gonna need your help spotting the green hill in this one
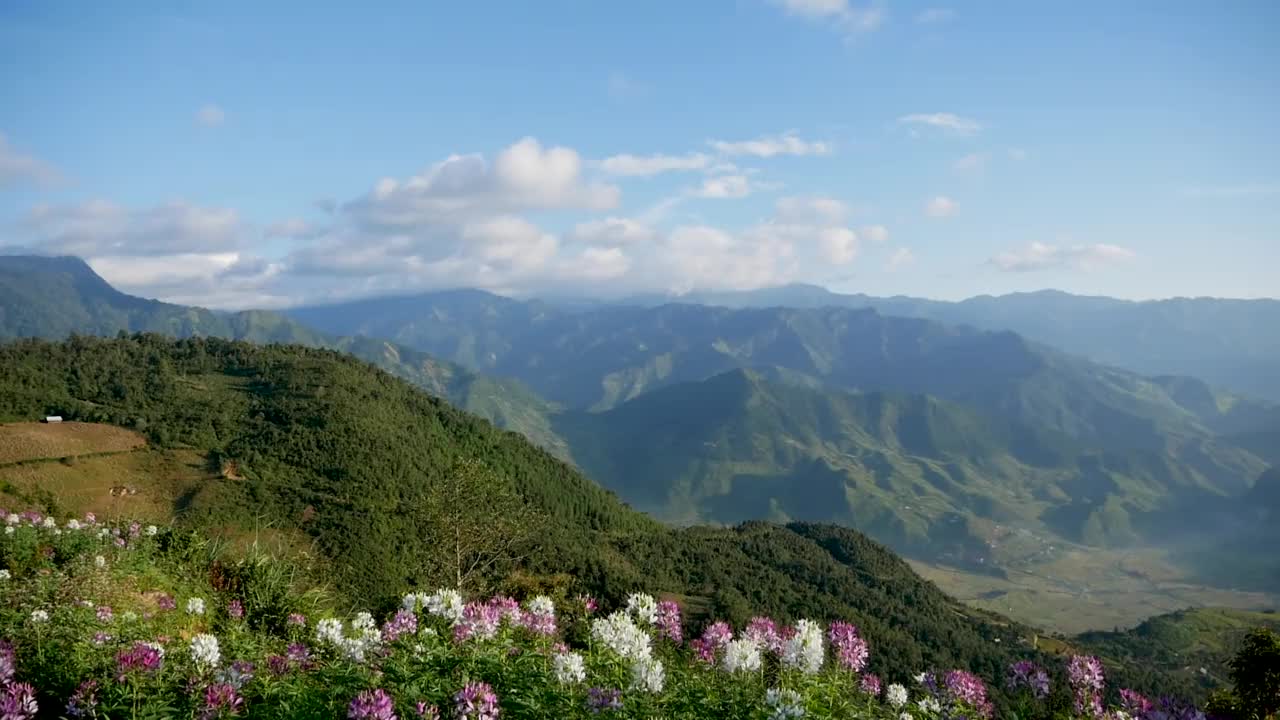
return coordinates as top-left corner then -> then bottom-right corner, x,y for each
0,333 -> 1062,690
0,255 -> 569,459
553,369 -> 1261,559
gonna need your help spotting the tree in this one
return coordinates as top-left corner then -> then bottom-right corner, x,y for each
1228,627 -> 1280,720
415,456 -> 546,593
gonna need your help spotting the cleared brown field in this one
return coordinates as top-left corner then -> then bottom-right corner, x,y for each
0,448 -> 213,523
0,422 -> 146,465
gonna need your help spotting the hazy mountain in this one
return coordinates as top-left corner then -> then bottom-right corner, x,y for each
553,368 -> 1267,562
609,283 -> 1280,403
288,289 -> 1273,471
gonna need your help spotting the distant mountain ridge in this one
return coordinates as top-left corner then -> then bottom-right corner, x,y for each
608,283 -> 1280,403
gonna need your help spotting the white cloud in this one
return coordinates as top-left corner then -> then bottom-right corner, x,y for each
196,104 -> 226,128
708,133 -> 832,158
570,217 -> 658,246
0,133 -> 63,190
774,0 -> 885,34
953,152 -> 987,174
886,247 -> 915,270
898,113 -> 981,136
861,224 -> 889,243
915,8 -> 955,23
600,152 -> 710,176
692,174 -> 754,199
925,195 -> 958,217
817,227 -> 858,264
990,241 -> 1136,272
22,200 -> 244,256
345,137 -> 619,228
265,218 -> 315,239
776,195 -> 849,224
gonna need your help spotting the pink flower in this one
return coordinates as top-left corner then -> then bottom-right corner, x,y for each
454,681 -> 499,719
349,688 -> 397,720
743,617 -> 783,654
655,600 -> 682,644
828,621 -> 869,672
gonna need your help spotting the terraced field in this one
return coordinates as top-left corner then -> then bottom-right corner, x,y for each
0,421 -> 145,465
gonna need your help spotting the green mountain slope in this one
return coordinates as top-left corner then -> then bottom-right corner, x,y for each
553,369 -> 1265,558
616,283 -> 1280,403
0,333 -> 1093,693
0,255 -> 569,458
289,292 -> 1270,507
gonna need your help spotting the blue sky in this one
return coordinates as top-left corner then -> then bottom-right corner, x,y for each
1,0 -> 1277,308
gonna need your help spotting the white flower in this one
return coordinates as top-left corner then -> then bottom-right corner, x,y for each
4,514 -> 18,525
3,527 -> 12,535
630,656 -> 665,694
918,698 -> 942,714
352,611 -> 376,632
887,683 -> 909,708
186,597 -> 206,615
53,528 -> 62,536
900,714 -> 915,720
722,638 -> 763,673
402,591 -> 430,611
41,516 -> 56,528
30,609 -> 49,623
79,599 -> 95,608
97,528 -> 110,539
338,636 -> 368,663
625,593 -> 658,625
526,595 -> 555,618
766,688 -> 805,719
424,589 -> 465,623
190,633 -> 220,668
591,611 -> 652,661
66,519 -> 82,530
552,651 -> 586,685
145,525 -> 158,536
914,672 -> 928,685
315,618 -> 346,646
0,569 -> 9,580
94,555 -> 106,568
781,619 -> 824,675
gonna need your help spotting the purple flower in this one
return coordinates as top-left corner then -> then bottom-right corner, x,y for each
454,681 -> 499,719
287,612 -> 307,627
114,537 -> 126,548
828,621 -> 870,672
1142,697 -> 1206,720
1008,660 -> 1052,700
156,593 -> 177,611
944,670 -> 993,717
382,609 -> 418,643
66,679 -> 100,718
200,683 -> 244,719
1067,655 -> 1106,718
655,600 -> 683,644
577,595 -> 598,614
743,617 -> 783,654
116,641 -> 164,680
92,631 -> 113,645
97,605 -> 114,623
227,600 -> 244,619
415,702 -> 440,719
349,688 -> 397,720
1120,689 -> 1153,715
286,642 -> 311,663
129,521 -> 141,537
0,682 -> 38,720
586,687 -> 623,714
0,640 -> 15,684
861,673 -> 883,697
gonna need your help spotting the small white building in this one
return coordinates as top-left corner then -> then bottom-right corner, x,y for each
43,416 -> 63,423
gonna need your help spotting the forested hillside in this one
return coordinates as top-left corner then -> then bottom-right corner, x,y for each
0,334 -> 1069,693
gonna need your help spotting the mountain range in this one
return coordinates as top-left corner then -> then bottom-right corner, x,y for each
3,255 -> 1277,599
